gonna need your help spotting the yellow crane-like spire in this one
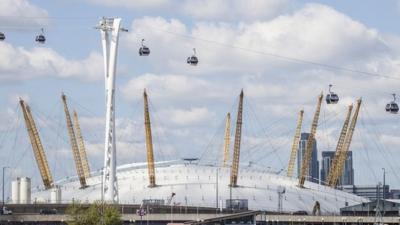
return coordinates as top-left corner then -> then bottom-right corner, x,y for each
144,89 -> 156,187
298,93 -> 323,188
19,99 -> 53,189
61,93 -> 87,188
73,110 -> 91,179
326,104 -> 353,186
328,99 -> 362,187
222,113 -> 231,167
230,90 -> 244,187
287,109 -> 304,177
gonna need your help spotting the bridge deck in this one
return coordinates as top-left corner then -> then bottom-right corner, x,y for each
1,213 -> 400,224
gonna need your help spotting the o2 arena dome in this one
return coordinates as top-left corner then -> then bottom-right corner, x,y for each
13,18 -> 367,215
30,162 -> 366,213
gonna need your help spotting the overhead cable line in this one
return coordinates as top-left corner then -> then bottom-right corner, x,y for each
1,17 -> 399,81
153,28 -> 400,81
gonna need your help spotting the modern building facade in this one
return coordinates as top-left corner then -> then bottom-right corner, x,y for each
341,199 -> 400,216
297,133 -> 319,183
390,189 -> 400,199
320,151 -> 354,186
342,184 -> 390,200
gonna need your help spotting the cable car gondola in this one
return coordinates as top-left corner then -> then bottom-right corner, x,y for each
139,39 -> 150,56
326,84 -> 339,104
35,28 -> 46,44
0,32 -> 5,41
386,93 -> 399,114
187,48 -> 198,66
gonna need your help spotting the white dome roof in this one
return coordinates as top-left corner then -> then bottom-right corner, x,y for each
32,163 -> 367,213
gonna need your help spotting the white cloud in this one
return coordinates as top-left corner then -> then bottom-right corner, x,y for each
86,0 -> 288,22
0,42 -> 103,82
0,0 -> 49,27
86,0 -> 169,9
120,73 -> 228,102
181,0 -> 289,21
78,116 -> 104,131
85,142 -> 104,157
379,134 -> 400,147
121,73 -> 203,99
7,93 -> 30,105
160,107 -> 214,126
122,4 -> 396,78
0,107 -> 19,132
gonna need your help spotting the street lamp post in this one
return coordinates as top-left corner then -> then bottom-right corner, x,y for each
2,166 -> 9,208
382,168 -> 386,216
216,168 -> 219,210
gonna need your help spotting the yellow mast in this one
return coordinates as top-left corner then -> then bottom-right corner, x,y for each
298,93 -> 323,188
328,99 -> 362,187
287,109 -> 304,177
144,89 -> 156,187
222,113 -> 231,167
73,110 -> 91,179
61,93 -> 87,188
230,90 -> 244,187
326,104 -> 353,186
19,99 -> 53,189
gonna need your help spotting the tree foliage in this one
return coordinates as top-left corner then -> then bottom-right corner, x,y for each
66,202 -> 122,225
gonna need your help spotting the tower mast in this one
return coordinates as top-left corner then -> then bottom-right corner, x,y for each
298,93 -> 323,188
143,89 -> 156,187
287,109 -> 304,177
73,110 -> 91,179
96,17 -> 126,202
61,93 -> 87,188
230,90 -> 244,187
326,104 -> 353,186
329,99 -> 361,187
222,113 -> 231,167
19,99 -> 53,189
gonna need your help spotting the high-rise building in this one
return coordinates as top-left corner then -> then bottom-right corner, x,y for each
320,151 -> 354,186
297,133 -> 319,183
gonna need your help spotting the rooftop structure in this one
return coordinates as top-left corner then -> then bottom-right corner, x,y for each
30,163 -> 367,214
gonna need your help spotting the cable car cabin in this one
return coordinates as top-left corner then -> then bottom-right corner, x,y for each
187,55 -> 198,66
139,46 -> 150,56
0,32 -> 5,41
326,93 -> 339,104
386,102 -> 399,114
35,35 -> 46,43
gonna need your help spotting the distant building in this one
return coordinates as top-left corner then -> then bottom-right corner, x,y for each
320,151 -> 354,186
390,189 -> 400,199
341,199 -> 400,216
342,185 -> 390,200
297,133 -> 319,183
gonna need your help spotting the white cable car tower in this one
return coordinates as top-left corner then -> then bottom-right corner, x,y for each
96,17 -> 127,203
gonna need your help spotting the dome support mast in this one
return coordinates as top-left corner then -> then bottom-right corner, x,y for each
287,109 -> 304,177
73,110 -> 91,179
326,104 -> 353,186
328,99 -> 361,187
298,93 -> 323,188
222,113 -> 231,167
144,89 -> 156,187
61,93 -> 87,188
19,99 -> 53,189
230,90 -> 244,187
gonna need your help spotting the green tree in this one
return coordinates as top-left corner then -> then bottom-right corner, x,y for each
66,202 -> 122,225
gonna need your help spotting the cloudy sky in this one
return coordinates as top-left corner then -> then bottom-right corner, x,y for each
1,0 -> 400,192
